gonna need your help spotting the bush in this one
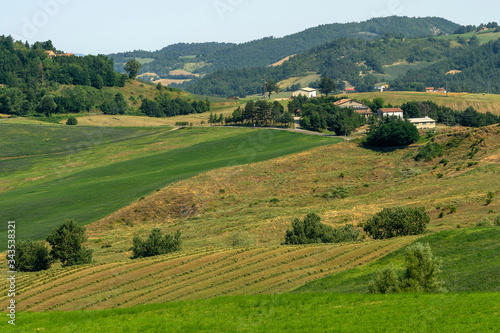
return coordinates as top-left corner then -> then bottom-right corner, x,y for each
13,240 -> 52,272
414,142 -> 444,162
494,214 -> 500,226
366,120 -> 420,147
369,243 -> 445,293
364,206 -> 430,239
66,116 -> 78,125
322,186 -> 350,199
131,229 -> 182,259
476,218 -> 494,227
283,213 -> 360,245
46,220 -> 93,267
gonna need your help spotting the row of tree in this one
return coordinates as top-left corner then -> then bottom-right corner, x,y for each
140,94 -> 211,118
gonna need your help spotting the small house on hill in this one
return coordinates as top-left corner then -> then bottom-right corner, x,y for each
377,108 -> 404,119
334,99 -> 373,119
409,116 -> 436,129
426,87 -> 435,93
292,87 -> 317,98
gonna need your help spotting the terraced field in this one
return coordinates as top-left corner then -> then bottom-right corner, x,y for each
1,237 -> 417,312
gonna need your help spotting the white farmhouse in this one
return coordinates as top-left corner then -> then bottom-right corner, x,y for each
292,87 -> 317,98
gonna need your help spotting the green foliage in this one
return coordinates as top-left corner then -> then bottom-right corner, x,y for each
322,186 -> 350,199
13,240 -> 52,272
366,120 -> 420,147
476,218 -> 494,227
369,243 -> 444,293
46,220 -> 93,267
494,214 -> 500,226
318,76 -> 336,96
131,229 -> 182,259
368,264 -> 401,294
283,213 -> 359,245
66,116 -> 78,125
124,59 -> 142,79
364,206 -> 430,239
140,94 -> 210,118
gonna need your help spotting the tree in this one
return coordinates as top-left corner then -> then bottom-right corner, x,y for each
369,243 -> 445,293
124,59 -> 142,79
66,116 -> 78,125
131,229 -> 182,259
14,240 -> 52,272
265,80 -> 279,98
365,119 -> 420,147
46,220 -> 93,267
36,95 -> 57,116
364,206 -> 430,239
283,213 -> 359,245
318,76 -> 336,96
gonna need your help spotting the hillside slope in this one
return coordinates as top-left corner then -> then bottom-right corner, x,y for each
109,16 -> 459,78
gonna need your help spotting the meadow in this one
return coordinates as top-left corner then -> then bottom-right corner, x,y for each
295,227 -> 500,294
0,123 -> 339,248
1,293 -> 497,332
346,91 -> 500,114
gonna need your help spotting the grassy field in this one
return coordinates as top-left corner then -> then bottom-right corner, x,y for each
1,293 -> 497,332
76,124 -> 500,263
295,227 -> 500,294
0,237 -> 416,312
345,91 -> 500,114
0,124 -> 339,249
375,61 -> 435,81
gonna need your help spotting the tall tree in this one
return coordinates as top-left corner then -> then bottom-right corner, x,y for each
46,220 -> 93,267
318,76 -> 336,96
124,59 -> 142,79
265,80 -> 279,98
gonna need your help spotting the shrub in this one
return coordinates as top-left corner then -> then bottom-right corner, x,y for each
369,243 -> 445,294
366,120 -> 420,147
175,121 -> 189,126
13,240 -> 52,272
414,143 -> 444,162
322,186 -> 350,199
494,214 -> 500,226
364,207 -> 430,239
46,220 -> 93,267
66,116 -> 78,125
131,229 -> 182,259
283,213 -> 359,245
476,218 -> 494,227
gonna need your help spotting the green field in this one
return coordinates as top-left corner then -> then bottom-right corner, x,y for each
295,228 -> 500,294
375,61 -> 435,81
1,293 -> 497,332
0,124 -> 339,248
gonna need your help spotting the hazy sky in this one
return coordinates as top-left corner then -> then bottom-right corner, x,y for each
2,0 -> 499,54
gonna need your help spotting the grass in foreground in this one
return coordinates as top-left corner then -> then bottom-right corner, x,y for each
294,227 -> 500,294
1,293 -> 498,332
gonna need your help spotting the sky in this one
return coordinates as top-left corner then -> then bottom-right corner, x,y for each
2,0 -> 499,55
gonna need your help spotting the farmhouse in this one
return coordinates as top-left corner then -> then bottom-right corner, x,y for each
334,99 -> 373,118
292,87 -> 317,98
377,108 -> 404,119
375,84 -> 388,92
409,116 -> 436,129
426,87 -> 435,93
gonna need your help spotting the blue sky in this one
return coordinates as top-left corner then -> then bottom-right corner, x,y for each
2,0 -> 499,54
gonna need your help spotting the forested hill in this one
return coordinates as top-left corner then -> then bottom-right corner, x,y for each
185,32 -> 500,97
108,16 -> 459,76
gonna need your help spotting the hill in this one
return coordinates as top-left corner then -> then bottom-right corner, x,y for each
185,31 -> 500,97
0,125 -> 337,249
108,16 -> 459,79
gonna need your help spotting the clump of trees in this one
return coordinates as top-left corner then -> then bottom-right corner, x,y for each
365,118 -> 420,147
369,243 -> 445,293
140,94 -> 210,118
283,213 -> 360,245
11,220 -> 93,272
131,229 -> 182,259
364,207 -> 430,239
46,220 -> 93,267
13,240 -> 52,272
